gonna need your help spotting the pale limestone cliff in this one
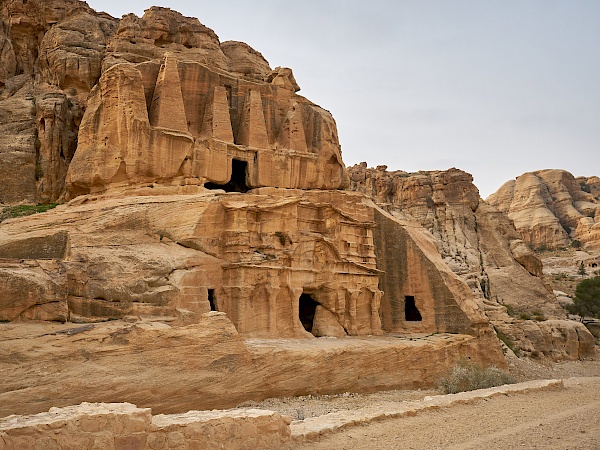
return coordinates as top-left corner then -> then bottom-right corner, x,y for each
487,169 -> 600,251
349,163 -> 595,360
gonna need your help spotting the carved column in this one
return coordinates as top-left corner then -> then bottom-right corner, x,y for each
291,287 -> 304,333
346,289 -> 360,336
267,286 -> 280,334
224,285 -> 254,334
370,289 -> 383,335
336,288 -> 348,330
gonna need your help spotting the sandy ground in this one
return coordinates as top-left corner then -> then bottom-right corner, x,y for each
245,356 -> 600,449
284,377 -> 600,449
2,320 -> 599,448
242,356 -> 600,418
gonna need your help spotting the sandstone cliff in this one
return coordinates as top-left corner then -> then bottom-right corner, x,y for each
487,170 -> 600,251
1,1 -> 345,204
349,163 -> 595,360
0,0 -> 117,204
0,0 -> 511,405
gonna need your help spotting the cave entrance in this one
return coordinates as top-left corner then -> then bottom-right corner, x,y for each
299,292 -> 319,334
208,289 -> 217,311
404,295 -> 422,321
205,159 -> 250,193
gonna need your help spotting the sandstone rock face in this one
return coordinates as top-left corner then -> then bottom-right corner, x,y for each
0,0 -> 117,204
349,163 -> 595,360
103,7 -> 229,71
221,40 -> 272,81
0,76 -> 37,203
0,189 -> 499,353
487,170 -> 600,251
0,319 -> 501,418
37,10 -> 116,99
0,401 -> 293,449
65,53 -> 347,195
0,1 -> 349,203
0,2 -> 508,411
0,260 -> 67,321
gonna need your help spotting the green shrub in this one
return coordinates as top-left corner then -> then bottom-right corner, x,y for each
503,303 -> 517,317
494,328 -> 519,356
437,359 -> 516,394
0,203 -> 58,223
571,239 -> 582,249
532,310 -> 546,321
567,276 -> 600,320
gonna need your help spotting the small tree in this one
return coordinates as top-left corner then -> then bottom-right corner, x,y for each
567,276 -> 600,320
578,261 -> 587,277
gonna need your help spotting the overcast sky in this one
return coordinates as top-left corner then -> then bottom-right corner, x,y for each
87,0 -> 600,198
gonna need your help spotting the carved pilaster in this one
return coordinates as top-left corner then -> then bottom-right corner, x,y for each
267,286 -> 280,333
370,289 -> 383,335
346,289 -> 361,336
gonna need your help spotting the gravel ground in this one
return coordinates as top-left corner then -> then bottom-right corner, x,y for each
240,353 -> 600,421
286,376 -> 600,450
239,388 -> 438,421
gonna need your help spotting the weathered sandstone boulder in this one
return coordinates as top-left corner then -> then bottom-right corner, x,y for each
103,7 -> 229,71
487,169 -> 600,250
221,40 -> 272,81
0,318 -> 499,417
0,401 -> 293,449
349,163 -> 596,360
37,10 -> 117,100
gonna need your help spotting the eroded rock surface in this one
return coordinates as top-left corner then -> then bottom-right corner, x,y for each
0,0 -> 524,414
0,319 -> 500,417
0,188 -> 501,359
0,0 -> 117,204
1,1 -> 345,204
487,170 -> 600,251
65,53 -> 346,196
349,163 -> 595,360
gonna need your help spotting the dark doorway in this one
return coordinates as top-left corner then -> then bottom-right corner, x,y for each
404,295 -> 422,321
208,289 -> 217,311
205,159 -> 250,193
299,293 -> 319,333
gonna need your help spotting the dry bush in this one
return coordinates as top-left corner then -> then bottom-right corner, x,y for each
437,359 -> 515,394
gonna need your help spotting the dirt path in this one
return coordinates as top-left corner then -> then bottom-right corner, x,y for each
285,377 -> 600,449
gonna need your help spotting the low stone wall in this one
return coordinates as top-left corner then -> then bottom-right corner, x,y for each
0,403 -> 292,450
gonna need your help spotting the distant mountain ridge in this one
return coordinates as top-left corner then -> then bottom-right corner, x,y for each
487,170 -> 600,251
